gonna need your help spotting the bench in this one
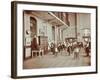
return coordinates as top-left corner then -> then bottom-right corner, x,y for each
32,50 -> 44,57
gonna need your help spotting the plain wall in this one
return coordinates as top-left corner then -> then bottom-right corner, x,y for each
62,13 -> 76,40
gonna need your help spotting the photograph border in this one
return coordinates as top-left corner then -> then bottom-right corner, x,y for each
11,1 -> 98,78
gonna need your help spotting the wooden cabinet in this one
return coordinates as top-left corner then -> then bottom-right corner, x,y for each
38,36 -> 48,54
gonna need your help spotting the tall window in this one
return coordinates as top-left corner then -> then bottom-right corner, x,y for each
52,26 -> 55,42
30,17 -> 37,38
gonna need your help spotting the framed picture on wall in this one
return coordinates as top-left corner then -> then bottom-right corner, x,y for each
11,1 -> 98,78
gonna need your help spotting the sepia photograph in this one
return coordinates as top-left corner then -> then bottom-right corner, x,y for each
11,1 -> 97,78
23,11 -> 91,69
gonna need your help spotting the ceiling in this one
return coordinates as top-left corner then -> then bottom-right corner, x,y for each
31,11 -> 68,27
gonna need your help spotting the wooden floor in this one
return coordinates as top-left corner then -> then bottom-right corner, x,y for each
23,48 -> 90,69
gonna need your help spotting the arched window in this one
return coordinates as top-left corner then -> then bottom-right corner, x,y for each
30,17 -> 37,38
